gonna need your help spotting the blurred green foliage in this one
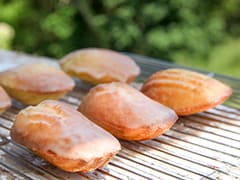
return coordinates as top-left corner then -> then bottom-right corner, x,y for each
0,0 -> 239,77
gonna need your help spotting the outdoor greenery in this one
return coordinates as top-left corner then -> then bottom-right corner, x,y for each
0,0 -> 239,77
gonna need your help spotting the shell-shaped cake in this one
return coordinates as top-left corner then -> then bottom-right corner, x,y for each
0,86 -> 11,115
60,48 -> 141,85
10,100 -> 121,172
141,68 -> 232,116
0,63 -> 75,105
78,82 -> 178,141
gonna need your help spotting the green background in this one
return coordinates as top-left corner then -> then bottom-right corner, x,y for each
0,0 -> 239,77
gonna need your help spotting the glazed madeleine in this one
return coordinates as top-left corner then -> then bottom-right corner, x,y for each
78,82 -> 178,141
0,86 -> 11,115
10,100 -> 121,172
141,68 -> 232,116
0,63 -> 75,105
60,48 -> 141,85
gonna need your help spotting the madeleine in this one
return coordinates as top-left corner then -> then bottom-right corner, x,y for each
60,48 -> 141,85
0,63 -> 75,105
78,82 -> 178,141
0,86 -> 11,114
141,68 -> 232,116
10,100 -> 121,172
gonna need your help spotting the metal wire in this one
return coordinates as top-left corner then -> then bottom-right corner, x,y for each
1,53 -> 240,180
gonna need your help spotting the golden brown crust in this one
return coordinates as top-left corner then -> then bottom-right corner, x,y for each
10,100 -> 121,172
0,86 -> 11,114
141,68 -> 233,116
60,48 -> 141,84
78,82 -> 178,141
0,63 -> 75,105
